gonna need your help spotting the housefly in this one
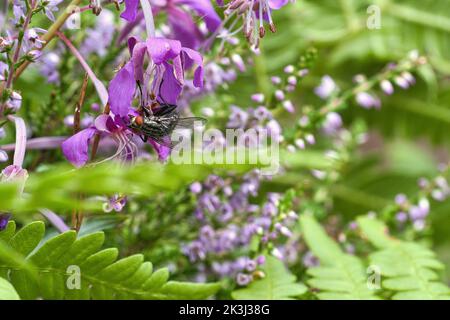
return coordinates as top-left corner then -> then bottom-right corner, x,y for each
128,104 -> 206,148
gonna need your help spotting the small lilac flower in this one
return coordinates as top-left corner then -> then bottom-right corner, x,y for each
284,65 -> 294,73
39,52 -> 61,84
380,80 -> 394,95
355,92 -> 381,109
251,93 -> 265,103
302,251 -> 319,268
4,91 -> 22,112
12,2 -> 25,24
431,189 -> 445,201
190,181 -> 203,194
394,75 -> 410,89
282,100 -> 294,113
287,76 -> 297,86
236,273 -> 251,286
315,75 -> 337,99
23,28 -> 47,51
227,105 -> 249,128
0,61 -> 9,81
322,112 -> 342,135
418,177 -> 429,189
395,211 -> 408,223
401,72 -> 415,85
271,247 -> 284,260
231,54 -> 246,72
103,194 -> 128,212
298,69 -> 309,77
1,165 -> 29,194
256,255 -> 266,265
43,0 -> 63,21
0,150 -> 8,162
274,89 -> 285,101
271,76 -> 281,84
395,193 -> 407,205
413,219 -> 426,231
409,198 -> 429,220
294,138 -> 305,149
305,134 -> 315,145
81,9 -> 115,57
245,259 -> 257,272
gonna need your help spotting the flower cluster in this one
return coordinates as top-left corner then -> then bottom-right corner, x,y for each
183,172 -> 300,285
394,169 -> 449,231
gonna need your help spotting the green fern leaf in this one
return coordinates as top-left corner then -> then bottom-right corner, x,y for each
0,221 -> 221,300
357,216 -> 450,300
231,256 -> 307,300
300,215 -> 379,300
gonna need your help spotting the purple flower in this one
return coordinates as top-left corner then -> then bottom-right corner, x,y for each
315,75 -> 337,99
223,0 -> 292,46
355,92 -> 381,109
112,36 -> 204,112
43,0 -> 63,21
81,9 -> 115,57
62,37 -> 204,166
0,213 -> 11,231
236,273 -> 251,286
322,112 -> 342,135
121,0 -> 221,49
380,80 -> 394,95
103,194 -> 128,212
1,165 -> 29,194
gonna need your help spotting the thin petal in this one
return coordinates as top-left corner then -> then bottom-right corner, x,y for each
131,42 -> 148,83
168,7 -> 202,49
108,61 -> 135,117
148,138 -> 171,162
120,0 -> 139,22
182,47 -> 204,88
61,128 -> 97,168
159,63 -> 183,105
269,0 -> 290,9
176,0 -> 221,32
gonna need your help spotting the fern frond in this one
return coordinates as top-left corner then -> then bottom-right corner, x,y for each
0,221 -> 220,300
231,256 -> 307,300
357,216 -> 450,300
300,215 -> 379,299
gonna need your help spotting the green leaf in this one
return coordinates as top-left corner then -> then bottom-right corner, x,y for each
232,256 -> 307,300
358,216 -> 450,300
0,221 -> 16,242
0,221 -> 220,300
0,277 -> 20,300
300,215 -> 379,300
9,221 -> 45,256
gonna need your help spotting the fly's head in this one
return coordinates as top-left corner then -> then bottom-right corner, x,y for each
128,115 -> 144,131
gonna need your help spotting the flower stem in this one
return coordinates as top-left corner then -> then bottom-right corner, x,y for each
5,0 -> 37,90
56,31 -> 109,106
140,0 -> 155,38
13,0 -> 83,80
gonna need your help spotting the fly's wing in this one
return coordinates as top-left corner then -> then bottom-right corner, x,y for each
175,117 -> 207,130
152,104 -> 178,117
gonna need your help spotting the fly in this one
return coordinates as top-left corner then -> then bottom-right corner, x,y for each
128,104 -> 206,148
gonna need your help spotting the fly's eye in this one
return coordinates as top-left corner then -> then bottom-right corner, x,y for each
134,116 -> 144,126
